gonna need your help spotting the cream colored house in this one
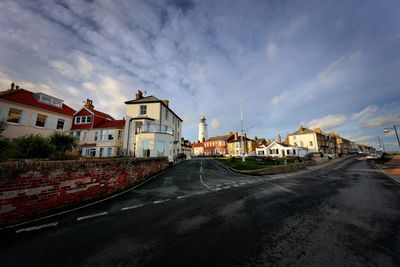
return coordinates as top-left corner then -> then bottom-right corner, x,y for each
0,83 -> 75,138
288,125 -> 326,153
70,99 -> 125,157
123,90 -> 182,163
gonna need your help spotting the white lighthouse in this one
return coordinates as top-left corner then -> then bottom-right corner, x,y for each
198,115 -> 208,142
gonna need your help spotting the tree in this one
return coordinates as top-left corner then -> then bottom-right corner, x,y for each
49,132 -> 78,154
13,134 -> 55,158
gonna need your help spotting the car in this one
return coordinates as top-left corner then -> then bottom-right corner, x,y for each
366,153 -> 381,160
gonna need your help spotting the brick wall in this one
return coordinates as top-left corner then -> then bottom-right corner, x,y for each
0,157 -> 169,226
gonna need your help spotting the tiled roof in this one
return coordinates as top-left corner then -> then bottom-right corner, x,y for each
0,88 -> 75,116
227,136 -> 253,143
289,127 -> 315,135
124,96 -> 161,104
95,119 -> 125,129
206,134 -> 233,142
91,109 -> 114,120
191,142 -> 204,147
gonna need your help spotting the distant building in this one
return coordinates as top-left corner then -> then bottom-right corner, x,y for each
198,115 -> 208,142
70,99 -> 125,157
192,142 -> 205,156
288,125 -> 326,153
204,133 -> 235,156
0,83 -> 75,138
124,90 -> 183,163
256,141 -> 308,158
227,132 -> 257,156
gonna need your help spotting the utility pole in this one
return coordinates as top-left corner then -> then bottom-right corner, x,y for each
240,99 -> 245,162
377,136 -> 385,152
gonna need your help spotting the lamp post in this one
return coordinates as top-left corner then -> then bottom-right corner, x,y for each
384,124 -> 400,150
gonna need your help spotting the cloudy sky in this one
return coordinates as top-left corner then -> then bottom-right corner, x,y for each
1,0 -> 400,151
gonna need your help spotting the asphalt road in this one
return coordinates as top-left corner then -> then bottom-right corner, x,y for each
1,157 -> 400,267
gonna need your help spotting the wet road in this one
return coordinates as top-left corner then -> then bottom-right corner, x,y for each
1,157 -> 400,266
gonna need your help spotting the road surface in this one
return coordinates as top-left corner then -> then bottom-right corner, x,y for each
1,157 -> 400,266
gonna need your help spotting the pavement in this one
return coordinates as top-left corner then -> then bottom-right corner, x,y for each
1,156 -> 400,267
375,155 -> 400,184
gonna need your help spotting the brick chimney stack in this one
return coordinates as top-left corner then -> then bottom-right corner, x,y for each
11,82 -> 15,90
84,99 -> 94,109
15,85 -> 19,90
136,90 -> 144,100
299,124 -> 304,133
278,134 -> 281,143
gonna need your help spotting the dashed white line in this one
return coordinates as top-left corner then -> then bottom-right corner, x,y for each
153,199 -> 170,204
77,211 -> 108,221
121,204 -> 144,211
177,195 -> 191,199
200,166 -> 203,172
200,174 -> 216,191
15,222 -> 58,233
222,186 -> 231,189
266,181 -> 294,193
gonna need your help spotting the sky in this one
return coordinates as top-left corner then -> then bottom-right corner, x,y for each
0,0 -> 400,151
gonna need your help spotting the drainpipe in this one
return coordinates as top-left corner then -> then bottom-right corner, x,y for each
126,118 -> 135,155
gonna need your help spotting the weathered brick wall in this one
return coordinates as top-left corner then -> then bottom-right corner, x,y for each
0,157 -> 169,226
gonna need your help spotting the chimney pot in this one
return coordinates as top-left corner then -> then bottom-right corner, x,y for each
136,90 -> 143,100
11,82 -> 15,90
84,99 -> 94,109
278,134 -> 281,143
15,85 -> 19,90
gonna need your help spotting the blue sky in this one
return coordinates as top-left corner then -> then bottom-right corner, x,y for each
1,0 -> 400,151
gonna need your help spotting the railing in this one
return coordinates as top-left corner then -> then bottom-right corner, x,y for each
136,123 -> 174,135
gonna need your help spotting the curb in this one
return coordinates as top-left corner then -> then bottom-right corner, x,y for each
0,165 -> 175,231
372,161 -> 400,186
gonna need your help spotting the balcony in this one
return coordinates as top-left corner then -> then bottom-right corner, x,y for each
136,123 -> 174,135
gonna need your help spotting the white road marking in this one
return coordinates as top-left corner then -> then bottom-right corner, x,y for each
15,222 -> 58,233
239,182 -> 246,185
200,166 -> 203,172
216,184 -> 222,187
266,182 -> 294,193
153,199 -> 170,204
222,186 -> 231,189
200,174 -> 216,191
121,204 -> 144,211
177,195 -> 191,199
233,184 -> 240,187
77,212 -> 108,221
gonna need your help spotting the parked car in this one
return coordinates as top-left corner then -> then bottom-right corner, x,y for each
366,153 -> 382,160
255,156 -> 277,165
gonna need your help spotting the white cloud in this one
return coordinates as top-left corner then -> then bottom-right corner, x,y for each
360,114 -> 400,128
75,53 -> 93,78
307,114 -> 347,130
316,51 -> 362,86
271,90 -> 289,107
49,60 -> 75,79
351,105 -> 378,120
266,42 -> 278,58
284,16 -> 308,37
82,82 -> 97,92
211,118 -> 221,130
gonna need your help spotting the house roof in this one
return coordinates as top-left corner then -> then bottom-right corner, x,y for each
0,88 -> 75,116
227,136 -> 253,143
74,107 -> 114,120
264,141 -> 294,149
191,142 -> 204,147
289,127 -> 315,136
206,134 -> 234,142
95,119 -> 125,129
125,95 -> 183,122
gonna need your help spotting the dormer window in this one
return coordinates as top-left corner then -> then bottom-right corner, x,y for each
75,116 -> 92,124
33,93 -> 63,108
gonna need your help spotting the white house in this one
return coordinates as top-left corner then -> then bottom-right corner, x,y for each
123,90 -> 183,163
256,141 -> 308,158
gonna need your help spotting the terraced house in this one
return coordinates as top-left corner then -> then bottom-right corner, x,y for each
70,99 -> 125,157
0,83 -> 75,138
123,90 -> 182,163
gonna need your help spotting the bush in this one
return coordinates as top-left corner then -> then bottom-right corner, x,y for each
13,134 -> 55,159
0,138 -> 18,162
49,132 -> 78,154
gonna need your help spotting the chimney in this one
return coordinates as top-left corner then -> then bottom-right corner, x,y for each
278,134 -> 281,143
162,100 -> 169,107
84,99 -> 94,109
11,82 -> 15,90
234,132 -> 238,141
299,124 -> 304,133
244,132 -> 247,139
15,85 -> 19,90
254,136 -> 258,140
135,90 -> 144,100
314,128 -> 322,134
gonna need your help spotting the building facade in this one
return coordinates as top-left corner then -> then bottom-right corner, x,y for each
123,90 -> 183,163
70,99 -> 125,157
192,142 -> 205,156
256,141 -> 308,157
227,132 -> 257,156
204,133 -> 235,156
288,125 -> 325,153
0,83 -> 75,138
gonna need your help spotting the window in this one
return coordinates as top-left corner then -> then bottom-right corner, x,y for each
7,108 -> 22,124
83,131 -> 87,141
76,117 -> 81,124
107,147 -> 112,157
81,116 -> 86,123
86,116 -> 92,123
118,130 -> 122,140
258,150 -> 265,155
309,141 -> 313,146
270,149 -> 273,154
99,148 -> 104,157
75,116 -> 92,124
293,150 -> 296,155
165,109 -> 169,120
74,131 -> 81,140
157,141 -> 166,157
94,131 -> 99,141
85,148 -> 96,157
35,114 -> 47,127
140,105 -> 147,115
56,119 -> 65,130
287,150 -> 290,155
108,130 -> 114,141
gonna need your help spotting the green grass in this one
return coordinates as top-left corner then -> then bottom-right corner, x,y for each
215,157 -> 298,170
375,153 -> 394,164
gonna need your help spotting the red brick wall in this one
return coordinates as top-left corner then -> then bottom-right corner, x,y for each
0,157 -> 169,226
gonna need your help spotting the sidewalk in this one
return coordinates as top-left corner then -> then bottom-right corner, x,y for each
375,155 -> 400,184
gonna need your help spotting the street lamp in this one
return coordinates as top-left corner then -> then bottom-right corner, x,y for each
384,124 -> 400,150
